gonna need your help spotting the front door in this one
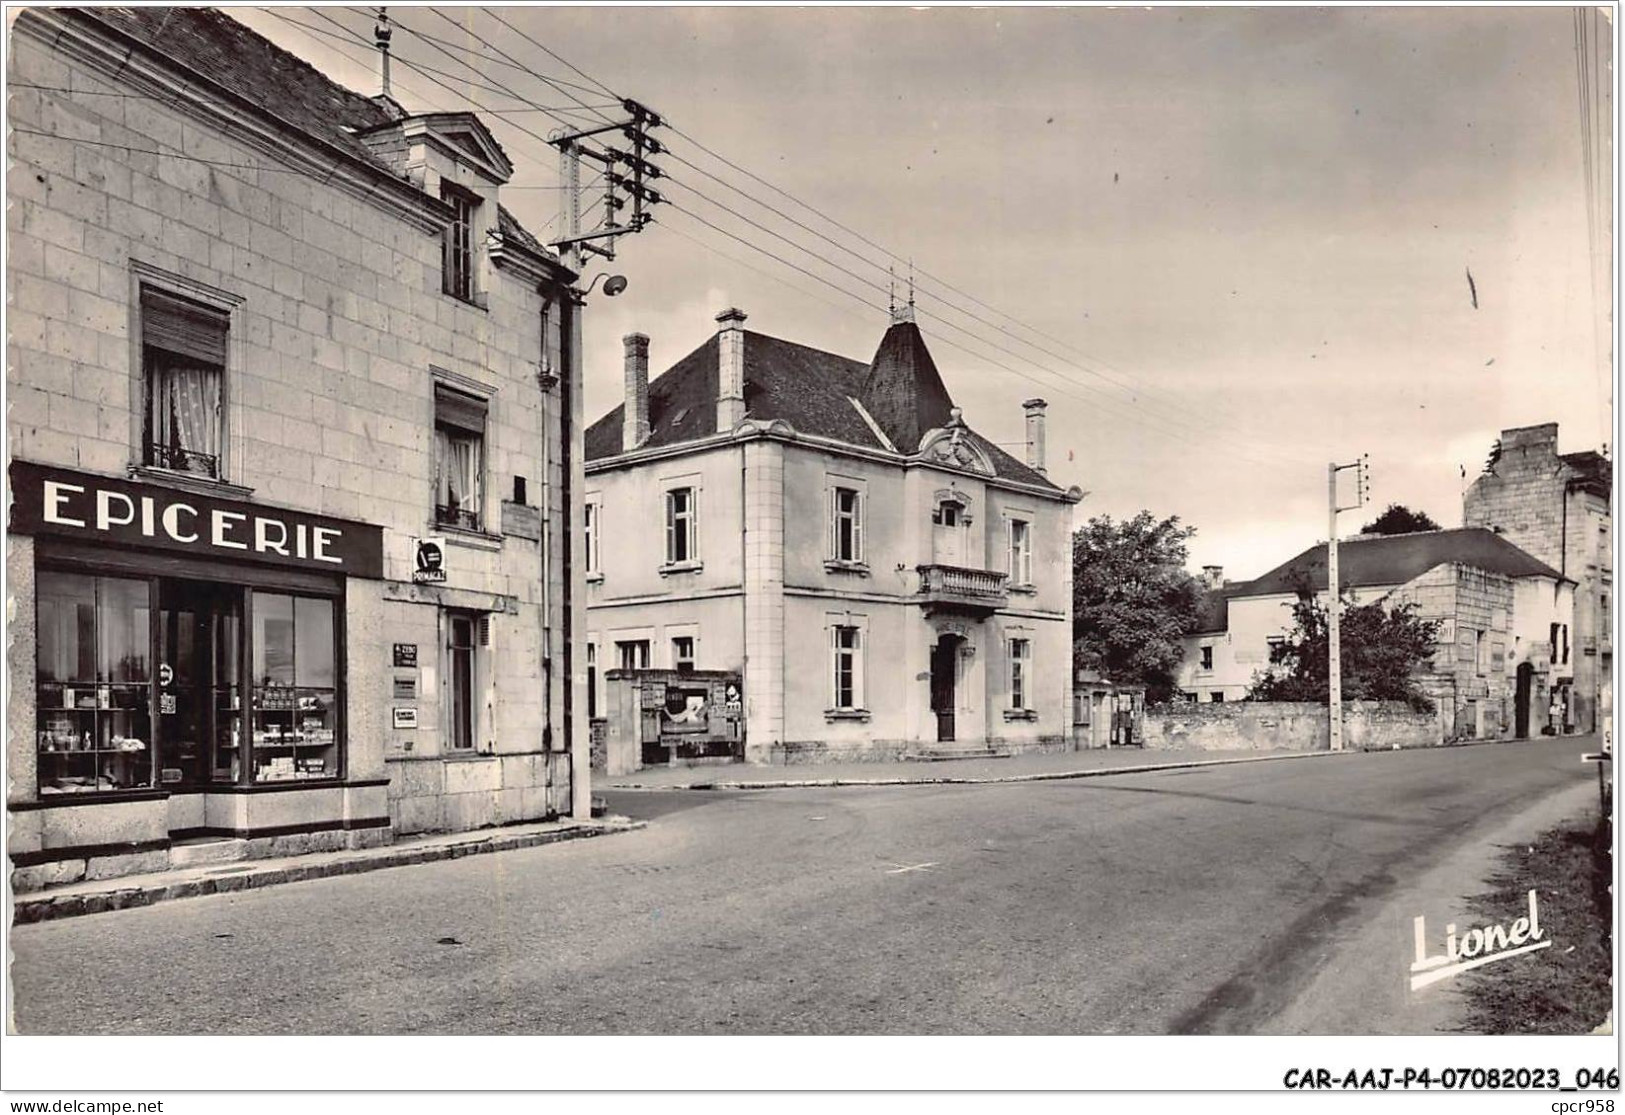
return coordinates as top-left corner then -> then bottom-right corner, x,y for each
1514,662 -> 1534,739
157,580 -> 243,787
931,635 -> 958,741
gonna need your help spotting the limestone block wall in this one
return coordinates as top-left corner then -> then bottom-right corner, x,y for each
1142,700 -> 1439,751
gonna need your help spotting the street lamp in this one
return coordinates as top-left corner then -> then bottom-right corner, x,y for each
583,273 -> 628,298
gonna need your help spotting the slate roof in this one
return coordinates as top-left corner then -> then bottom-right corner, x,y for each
83,8 -> 399,171
1241,528 -> 1566,598
73,8 -> 548,252
585,320 -> 1064,491
1191,584 -> 1253,635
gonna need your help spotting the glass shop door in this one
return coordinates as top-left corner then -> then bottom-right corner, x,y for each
157,580 -> 244,787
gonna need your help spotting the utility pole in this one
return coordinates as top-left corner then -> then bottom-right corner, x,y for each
1327,455 -> 1370,751
550,99 -> 665,264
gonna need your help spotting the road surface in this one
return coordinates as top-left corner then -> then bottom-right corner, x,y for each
9,736 -> 1599,1034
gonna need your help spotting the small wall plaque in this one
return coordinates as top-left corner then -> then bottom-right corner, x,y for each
393,677 -> 417,700
393,643 -> 418,668
393,707 -> 418,729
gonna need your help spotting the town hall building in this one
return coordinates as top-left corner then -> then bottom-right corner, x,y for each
584,305 -> 1084,768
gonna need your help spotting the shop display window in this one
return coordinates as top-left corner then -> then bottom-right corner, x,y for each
35,568 -> 344,797
251,593 -> 340,782
36,572 -> 153,793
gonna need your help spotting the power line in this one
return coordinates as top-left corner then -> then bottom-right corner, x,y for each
372,9 -> 1312,465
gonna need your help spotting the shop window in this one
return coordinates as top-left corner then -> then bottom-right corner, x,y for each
665,487 -> 697,565
35,572 -> 152,794
447,612 -> 478,751
832,625 -> 863,711
830,486 -> 863,563
251,593 -> 339,781
672,636 -> 696,673
141,286 -> 226,478
434,384 -> 487,531
1007,519 -> 1033,586
442,184 -> 479,302
1009,637 -> 1031,710
617,639 -> 650,671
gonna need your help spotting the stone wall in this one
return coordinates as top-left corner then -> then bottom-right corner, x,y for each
1143,700 -> 1440,751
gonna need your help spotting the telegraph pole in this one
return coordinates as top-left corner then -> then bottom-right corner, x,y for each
550,99 -> 665,264
1327,455 -> 1370,751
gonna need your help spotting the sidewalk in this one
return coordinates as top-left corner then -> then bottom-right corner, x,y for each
13,815 -> 644,925
605,744 -> 1353,791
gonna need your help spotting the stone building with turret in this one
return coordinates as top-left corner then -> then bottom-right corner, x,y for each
582,306 -> 1083,769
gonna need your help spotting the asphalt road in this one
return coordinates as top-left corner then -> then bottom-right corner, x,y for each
9,737 -> 1600,1034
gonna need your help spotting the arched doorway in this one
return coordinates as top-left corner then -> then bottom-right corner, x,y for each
930,633 -> 963,741
1514,662 -> 1534,739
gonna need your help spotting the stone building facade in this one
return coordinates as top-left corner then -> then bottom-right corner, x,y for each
583,307 -> 1084,765
1180,529 -> 1573,741
7,8 -> 589,889
1464,423 -> 1612,734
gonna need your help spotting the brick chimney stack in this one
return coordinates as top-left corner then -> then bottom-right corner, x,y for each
1023,398 -> 1048,475
716,308 -> 747,431
622,332 -> 650,451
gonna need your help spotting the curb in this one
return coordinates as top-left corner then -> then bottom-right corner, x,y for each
13,818 -> 646,925
607,747 -> 1357,791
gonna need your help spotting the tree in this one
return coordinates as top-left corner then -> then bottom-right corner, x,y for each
1071,511 -> 1200,702
1360,503 -> 1441,536
1249,594 -> 1441,710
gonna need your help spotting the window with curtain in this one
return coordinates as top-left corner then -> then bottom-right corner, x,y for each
832,625 -> 863,711
434,385 -> 487,530
665,487 -> 697,564
141,287 -> 227,478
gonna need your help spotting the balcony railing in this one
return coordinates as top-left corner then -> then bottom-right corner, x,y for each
435,505 -> 481,532
917,563 -> 1009,615
145,443 -> 220,478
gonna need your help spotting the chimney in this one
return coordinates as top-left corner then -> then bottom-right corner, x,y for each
716,308 -> 747,431
1022,398 -> 1048,475
1202,565 -> 1224,590
622,332 -> 650,451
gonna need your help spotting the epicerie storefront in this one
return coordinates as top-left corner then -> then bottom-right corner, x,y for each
8,460 -> 390,889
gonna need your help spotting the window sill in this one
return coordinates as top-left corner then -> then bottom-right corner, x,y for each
586,571 -> 604,584
443,290 -> 490,312
659,560 -> 704,576
441,749 -> 498,762
824,559 -> 870,576
436,524 -> 503,551
128,465 -> 253,501
824,708 -> 872,723
1008,583 -> 1038,595
1003,708 -> 1039,722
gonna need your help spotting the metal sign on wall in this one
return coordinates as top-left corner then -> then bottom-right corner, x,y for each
9,460 -> 384,578
412,537 -> 447,583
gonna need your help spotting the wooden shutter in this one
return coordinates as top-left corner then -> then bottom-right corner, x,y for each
141,287 -> 228,364
852,490 -> 863,563
434,384 -> 487,435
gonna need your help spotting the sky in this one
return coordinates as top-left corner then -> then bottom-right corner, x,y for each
239,4 -> 1615,582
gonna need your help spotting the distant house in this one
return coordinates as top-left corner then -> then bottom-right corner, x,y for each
1464,423 -> 1611,734
1178,529 -> 1574,741
583,305 -> 1084,764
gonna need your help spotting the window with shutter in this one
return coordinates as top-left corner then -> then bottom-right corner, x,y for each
434,385 -> 487,531
141,287 -> 228,478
